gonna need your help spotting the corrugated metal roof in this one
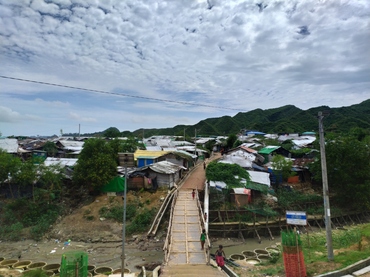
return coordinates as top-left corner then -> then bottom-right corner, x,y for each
0,138 -> 19,153
163,147 -> 178,151
58,140 -> 84,150
291,136 -> 316,148
145,146 -> 162,151
176,146 -> 196,151
148,161 -> 185,174
171,141 -> 194,146
195,138 -> 215,144
219,156 -> 253,168
174,150 -> 197,159
44,157 -> 78,167
240,145 -> 257,153
134,149 -> 169,160
258,146 -> 280,154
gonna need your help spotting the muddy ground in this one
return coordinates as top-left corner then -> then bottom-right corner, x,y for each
0,191 -> 169,273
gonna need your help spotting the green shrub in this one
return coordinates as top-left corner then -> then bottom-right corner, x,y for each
0,222 -> 23,241
84,215 -> 95,221
126,208 -> 155,235
99,204 -> 137,222
126,204 -> 137,220
30,210 -> 59,241
100,206 -> 122,221
0,199 -> 61,241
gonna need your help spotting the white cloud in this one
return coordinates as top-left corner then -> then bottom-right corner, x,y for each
0,0 -> 369,136
0,106 -> 21,123
68,112 -> 97,123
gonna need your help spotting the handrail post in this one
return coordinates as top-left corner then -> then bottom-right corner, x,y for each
196,189 -> 212,265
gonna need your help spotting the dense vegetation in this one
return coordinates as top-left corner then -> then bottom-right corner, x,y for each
206,162 -> 251,189
0,138 -> 156,241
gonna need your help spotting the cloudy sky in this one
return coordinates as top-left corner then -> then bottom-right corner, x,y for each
1,0 -> 369,137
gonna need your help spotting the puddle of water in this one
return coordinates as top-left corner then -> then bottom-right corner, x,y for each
212,236 -> 281,257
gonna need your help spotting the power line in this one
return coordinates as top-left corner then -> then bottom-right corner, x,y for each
0,75 -> 242,111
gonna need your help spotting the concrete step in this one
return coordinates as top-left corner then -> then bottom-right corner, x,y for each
160,264 -> 226,277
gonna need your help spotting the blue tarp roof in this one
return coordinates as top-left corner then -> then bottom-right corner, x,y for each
245,130 -> 266,135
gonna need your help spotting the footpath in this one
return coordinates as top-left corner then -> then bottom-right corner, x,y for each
160,155 -> 226,277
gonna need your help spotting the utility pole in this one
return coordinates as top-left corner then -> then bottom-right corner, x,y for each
194,129 -> 197,157
318,111 -> 334,261
122,154 -> 128,277
119,153 -> 134,277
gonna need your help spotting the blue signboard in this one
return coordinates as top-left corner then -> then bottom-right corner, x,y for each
286,211 -> 307,226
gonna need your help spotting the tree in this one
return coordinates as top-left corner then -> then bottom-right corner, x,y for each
310,136 -> 370,209
204,139 -> 216,153
0,149 -> 22,198
103,127 -> 121,138
109,137 -> 144,154
271,155 -> 293,181
206,161 -> 250,189
43,141 -> 58,157
232,139 -> 242,148
348,127 -> 370,141
226,134 -> 237,150
73,138 -> 117,190
11,159 -> 38,200
37,163 -> 64,201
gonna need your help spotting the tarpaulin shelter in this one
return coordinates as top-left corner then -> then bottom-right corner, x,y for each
101,176 -> 125,193
231,188 -> 252,207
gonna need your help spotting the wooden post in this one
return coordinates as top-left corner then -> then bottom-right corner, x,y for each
266,216 -> 274,240
294,227 -> 302,277
307,225 -> 311,260
75,261 -> 79,277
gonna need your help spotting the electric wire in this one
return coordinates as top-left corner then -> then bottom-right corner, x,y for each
0,75 -> 242,111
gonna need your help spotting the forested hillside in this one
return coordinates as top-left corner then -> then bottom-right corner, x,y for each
65,99 -> 370,138
131,99 -> 370,137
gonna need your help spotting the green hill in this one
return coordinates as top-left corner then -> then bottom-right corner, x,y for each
131,99 -> 370,137
65,99 -> 370,137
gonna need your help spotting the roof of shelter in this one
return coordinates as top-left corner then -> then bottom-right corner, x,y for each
146,161 -> 186,174
0,138 -> 19,153
134,149 -> 169,160
44,157 -> 78,167
258,146 -> 280,154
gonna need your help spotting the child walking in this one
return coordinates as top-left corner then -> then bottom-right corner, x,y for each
215,245 -> 226,267
200,229 -> 206,250
192,189 -> 195,200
